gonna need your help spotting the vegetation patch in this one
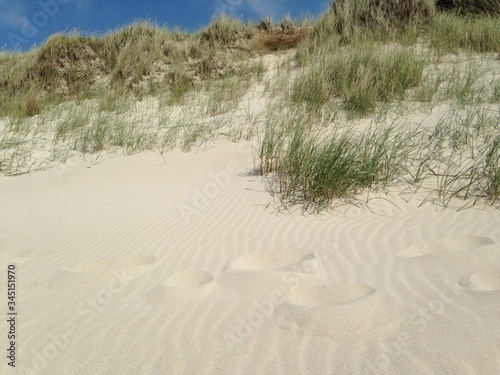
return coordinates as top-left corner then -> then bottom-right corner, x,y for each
0,0 -> 499,209
292,44 -> 424,113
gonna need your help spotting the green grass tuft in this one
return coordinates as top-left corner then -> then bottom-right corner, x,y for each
292,44 -> 424,114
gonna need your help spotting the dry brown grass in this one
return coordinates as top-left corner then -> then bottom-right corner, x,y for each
251,28 -> 309,53
251,16 -> 310,53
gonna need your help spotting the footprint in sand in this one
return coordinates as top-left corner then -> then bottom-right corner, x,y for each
271,284 -> 377,339
273,307 -> 402,340
48,255 -> 155,291
462,268 -> 500,292
221,246 -> 339,301
396,235 -> 494,258
272,286 -> 400,340
0,247 -> 49,261
0,247 -> 42,290
145,270 -> 213,306
165,270 -> 213,288
109,255 -> 156,269
216,271 -> 294,301
286,284 -> 375,307
228,248 -> 315,272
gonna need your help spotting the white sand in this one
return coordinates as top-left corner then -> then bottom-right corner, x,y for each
1,138 -> 500,375
1,49 -> 500,375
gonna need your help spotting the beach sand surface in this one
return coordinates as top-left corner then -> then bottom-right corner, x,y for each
1,139 -> 500,375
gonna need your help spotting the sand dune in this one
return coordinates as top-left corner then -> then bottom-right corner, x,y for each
0,140 -> 499,375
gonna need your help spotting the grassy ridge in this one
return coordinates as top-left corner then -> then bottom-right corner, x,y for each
0,17 -> 306,118
259,0 -> 500,206
0,2 -> 498,118
0,0 -> 499,207
293,44 -> 424,113
260,104 -> 499,208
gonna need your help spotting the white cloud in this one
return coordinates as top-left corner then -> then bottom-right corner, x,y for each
246,0 -> 285,18
0,2 -> 26,29
0,12 -> 25,29
212,0 -> 287,19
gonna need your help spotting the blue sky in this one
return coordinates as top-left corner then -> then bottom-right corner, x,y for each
0,0 -> 330,51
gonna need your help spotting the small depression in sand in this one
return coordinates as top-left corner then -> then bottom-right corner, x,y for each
287,284 -> 375,307
145,271 -> 214,306
48,255 -> 155,291
272,292 -> 401,341
165,270 -> 213,288
216,270 -> 305,301
467,268 -> 500,292
228,248 -> 314,271
0,247 -> 48,261
397,235 -> 494,258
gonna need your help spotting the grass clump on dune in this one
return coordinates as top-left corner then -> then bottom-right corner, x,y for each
313,0 -> 436,43
415,107 -> 500,206
260,105 -> 500,209
436,0 -> 500,16
199,14 -> 252,47
429,13 -> 500,54
32,34 -> 104,93
0,51 -> 47,117
292,44 -> 424,114
100,22 -> 171,86
259,108 -> 417,209
483,136 -> 500,203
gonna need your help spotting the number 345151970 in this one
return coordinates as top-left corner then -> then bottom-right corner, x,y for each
7,265 -> 16,310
